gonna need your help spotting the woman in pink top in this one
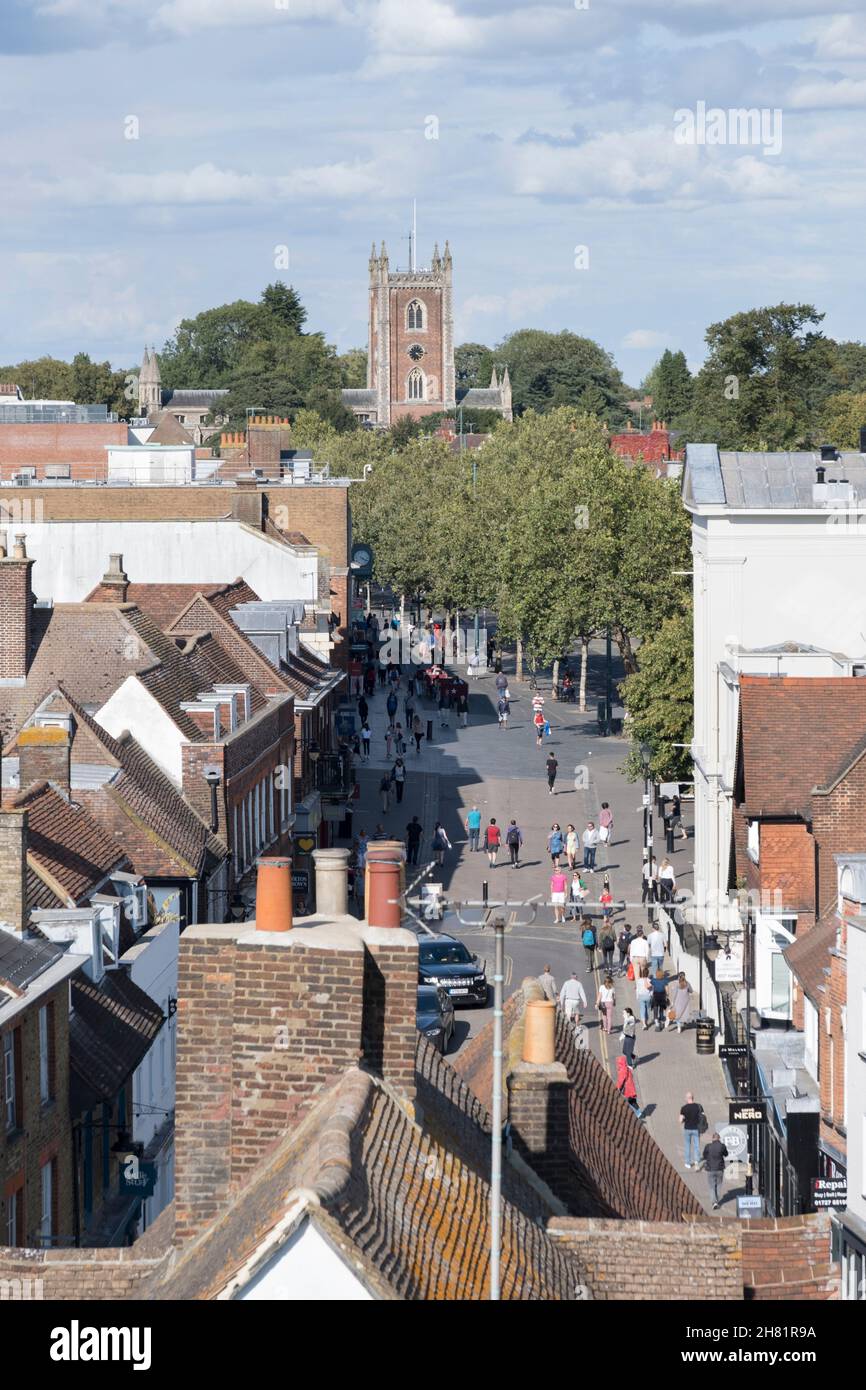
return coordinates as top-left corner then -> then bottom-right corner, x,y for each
550,868 -> 568,924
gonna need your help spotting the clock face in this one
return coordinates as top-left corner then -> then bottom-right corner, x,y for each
354,547 -> 371,566
408,344 -> 425,361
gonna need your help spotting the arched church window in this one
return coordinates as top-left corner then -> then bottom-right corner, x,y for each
406,299 -> 425,331
408,369 -> 425,401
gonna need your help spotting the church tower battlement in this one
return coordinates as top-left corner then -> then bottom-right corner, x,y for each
367,239 -> 455,427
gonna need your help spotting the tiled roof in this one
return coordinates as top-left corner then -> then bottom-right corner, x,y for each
554,1009 -> 703,1222
783,917 -> 836,1004
738,676 -> 866,819
9,781 -> 128,907
84,579 -> 261,632
146,413 -> 195,446
69,970 -> 165,1113
163,390 -> 228,408
167,592 -> 327,703
154,1067 -> 583,1301
0,927 -> 63,1007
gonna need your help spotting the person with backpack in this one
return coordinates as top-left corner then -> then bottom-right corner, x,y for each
506,820 -> 523,868
596,974 -> 616,1033
617,923 -> 633,977
600,922 -> 616,972
547,823 -> 564,867
582,921 -> 597,973
616,1055 -> 644,1120
431,822 -> 452,866
545,751 -> 558,795
485,818 -> 502,866
392,758 -> 406,804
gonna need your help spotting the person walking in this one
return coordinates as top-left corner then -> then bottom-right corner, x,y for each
506,820 -> 523,868
615,1055 -> 644,1120
568,870 -> 587,922
405,694 -> 415,729
538,964 -> 557,1002
358,695 -> 369,724
647,922 -> 666,976
550,866 -> 568,924
497,694 -> 509,730
385,725 -> 393,760
658,857 -> 677,905
386,689 -> 398,727
600,885 -> 614,929
703,1132 -> 729,1210
356,829 -> 369,870
565,823 -> 578,869
582,822 -> 598,873
546,751 -> 558,795
411,714 -> 423,755
635,965 -> 653,1029
596,975 -> 616,1034
559,971 -> 588,1022
600,920 -> 616,973
671,793 -> 688,844
361,721 -> 372,760
533,708 -> 545,747
679,1092 -> 705,1170
547,823 -> 564,867
598,801 -> 614,849
620,1007 -> 637,1066
457,692 -> 469,728
617,923 -> 633,977
380,771 -> 392,814
668,972 -> 693,1033
431,822 -> 451,866
466,804 -> 482,852
405,815 -> 423,866
485,818 -> 501,867
394,722 -> 406,756
628,926 -> 650,978
650,969 -> 669,1030
582,920 -> 597,973
392,758 -> 406,804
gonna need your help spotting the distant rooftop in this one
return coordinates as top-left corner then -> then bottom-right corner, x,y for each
683,444 -> 866,510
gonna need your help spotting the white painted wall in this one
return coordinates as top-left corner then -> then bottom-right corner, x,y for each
106,446 -> 195,484
690,507 -> 866,926
238,1219 -> 373,1301
95,677 -> 185,785
18,521 -> 318,605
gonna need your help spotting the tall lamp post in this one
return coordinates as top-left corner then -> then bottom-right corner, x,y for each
640,742 -> 654,924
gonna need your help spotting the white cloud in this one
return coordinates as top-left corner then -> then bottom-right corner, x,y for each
36,159 -> 384,206
788,78 -> 866,110
622,329 -> 669,349
813,15 -> 866,62
153,0 -> 351,35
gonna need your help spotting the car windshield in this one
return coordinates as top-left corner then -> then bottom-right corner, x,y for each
420,940 -> 472,965
417,986 -> 441,1010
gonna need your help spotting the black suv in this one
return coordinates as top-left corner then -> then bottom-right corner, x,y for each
417,934 -> 488,1006
416,985 -> 455,1054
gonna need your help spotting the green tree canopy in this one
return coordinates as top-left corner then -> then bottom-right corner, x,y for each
620,610 -> 694,782
819,391 -> 866,449
491,329 -> 628,426
644,349 -> 693,424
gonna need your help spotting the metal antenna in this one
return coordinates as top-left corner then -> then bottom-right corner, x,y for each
412,199 -> 417,272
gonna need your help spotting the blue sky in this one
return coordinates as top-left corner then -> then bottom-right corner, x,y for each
2,0 -> 865,387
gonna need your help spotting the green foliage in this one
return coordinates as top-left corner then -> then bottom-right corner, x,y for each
620,611 -> 694,782
677,304 -> 835,449
0,354 -> 132,416
819,391 -> 866,449
495,329 -> 628,426
337,347 -> 368,388
644,349 -> 693,423
455,342 -> 494,391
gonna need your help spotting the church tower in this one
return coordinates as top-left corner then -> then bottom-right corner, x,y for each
138,346 -> 162,417
367,238 -> 456,427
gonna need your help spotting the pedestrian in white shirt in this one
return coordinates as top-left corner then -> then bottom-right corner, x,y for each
647,925 -> 666,975
629,929 -> 650,975
582,822 -> 599,873
559,972 -> 588,1021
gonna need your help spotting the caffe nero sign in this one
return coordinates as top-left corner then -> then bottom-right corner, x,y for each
729,1101 -> 767,1125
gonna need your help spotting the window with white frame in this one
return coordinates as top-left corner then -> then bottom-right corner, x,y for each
747,820 -> 760,863
40,1159 -> 53,1246
3,1030 -> 16,1129
770,950 -> 791,1015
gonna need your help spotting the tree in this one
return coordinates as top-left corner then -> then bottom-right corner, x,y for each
258,281 -> 307,334
819,391 -> 866,449
644,349 -> 693,423
337,347 -> 367,388
455,342 -> 493,391
495,329 -> 628,425
619,611 -> 694,783
679,304 -> 835,449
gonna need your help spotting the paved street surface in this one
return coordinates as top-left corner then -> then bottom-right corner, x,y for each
352,640 -> 745,1217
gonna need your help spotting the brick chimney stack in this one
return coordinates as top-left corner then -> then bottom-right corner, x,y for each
0,809 -> 28,934
507,993 -> 572,1204
18,726 -> 71,800
95,553 -> 130,602
0,533 -> 35,684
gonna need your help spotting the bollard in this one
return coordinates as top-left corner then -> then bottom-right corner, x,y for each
426,719 -> 433,742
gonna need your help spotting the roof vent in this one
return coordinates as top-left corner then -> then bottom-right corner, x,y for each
820,445 -> 837,463
816,464 -> 826,484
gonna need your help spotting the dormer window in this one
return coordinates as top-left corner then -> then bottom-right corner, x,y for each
408,369 -> 425,401
406,299 -> 425,331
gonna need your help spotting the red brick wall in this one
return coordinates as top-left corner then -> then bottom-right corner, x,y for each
0,982 -> 73,1251
389,287 -> 444,414
820,927 -> 846,1156
0,557 -> 33,682
757,822 -> 816,922
0,423 -> 127,480
812,752 -> 866,921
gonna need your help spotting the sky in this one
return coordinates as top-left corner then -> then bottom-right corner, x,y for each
2,0 -> 865,387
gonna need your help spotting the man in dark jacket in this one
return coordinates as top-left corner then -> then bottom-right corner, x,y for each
702,1132 -> 728,1209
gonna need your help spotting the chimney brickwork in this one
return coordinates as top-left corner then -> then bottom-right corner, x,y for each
18,726 -> 71,799
0,536 -> 34,683
0,809 -> 28,934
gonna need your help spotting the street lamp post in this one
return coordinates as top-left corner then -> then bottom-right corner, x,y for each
490,915 -> 505,1301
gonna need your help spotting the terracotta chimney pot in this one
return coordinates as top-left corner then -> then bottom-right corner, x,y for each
255,855 -> 293,932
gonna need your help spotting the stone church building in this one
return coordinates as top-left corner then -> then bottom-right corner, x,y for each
342,242 -> 512,428
138,347 -> 228,445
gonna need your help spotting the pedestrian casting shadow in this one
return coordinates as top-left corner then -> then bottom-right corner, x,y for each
639,1103 -> 658,1118
634,1052 -> 659,1067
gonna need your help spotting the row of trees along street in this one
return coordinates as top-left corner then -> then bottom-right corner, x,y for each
349,408 -> 694,784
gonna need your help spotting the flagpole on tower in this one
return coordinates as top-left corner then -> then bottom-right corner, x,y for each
412,199 -> 417,272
